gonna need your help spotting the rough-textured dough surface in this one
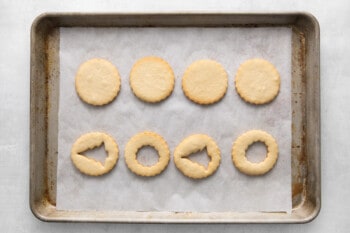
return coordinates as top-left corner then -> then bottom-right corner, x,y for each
71,132 -> 119,176
130,56 -> 175,103
174,134 -> 221,179
75,58 -> 121,106
124,131 -> 170,177
235,58 -> 280,104
182,59 -> 228,105
232,130 -> 278,176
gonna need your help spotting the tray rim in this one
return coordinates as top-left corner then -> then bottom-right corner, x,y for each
30,12 -> 320,224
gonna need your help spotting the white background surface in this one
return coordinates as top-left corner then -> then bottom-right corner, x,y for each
0,0 -> 349,232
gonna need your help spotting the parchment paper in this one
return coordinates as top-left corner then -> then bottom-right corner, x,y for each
57,27 -> 292,212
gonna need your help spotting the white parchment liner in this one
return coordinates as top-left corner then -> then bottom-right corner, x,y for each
57,27 -> 292,212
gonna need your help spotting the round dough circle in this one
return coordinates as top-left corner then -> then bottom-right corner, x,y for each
130,56 -> 175,103
124,131 -> 170,177
182,59 -> 228,105
75,58 -> 121,106
174,134 -> 221,179
232,130 -> 278,176
235,58 -> 280,104
71,132 -> 119,176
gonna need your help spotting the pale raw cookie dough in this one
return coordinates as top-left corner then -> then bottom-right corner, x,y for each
232,130 -> 278,176
174,134 -> 221,179
182,59 -> 228,105
130,56 -> 175,103
124,131 -> 170,177
71,132 -> 119,176
75,58 -> 121,106
235,58 -> 280,104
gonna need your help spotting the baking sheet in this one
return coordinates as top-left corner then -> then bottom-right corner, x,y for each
57,27 -> 292,212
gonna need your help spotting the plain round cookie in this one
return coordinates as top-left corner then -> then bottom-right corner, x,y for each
71,132 -> 119,176
130,56 -> 175,103
75,58 -> 121,106
235,58 -> 280,104
174,134 -> 221,179
232,130 -> 278,176
124,131 -> 170,177
182,59 -> 228,105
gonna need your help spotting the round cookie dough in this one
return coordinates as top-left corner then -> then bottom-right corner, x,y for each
182,59 -> 228,105
235,58 -> 280,104
174,134 -> 221,179
124,131 -> 170,177
232,130 -> 278,176
130,56 -> 175,103
71,132 -> 119,176
75,58 -> 121,106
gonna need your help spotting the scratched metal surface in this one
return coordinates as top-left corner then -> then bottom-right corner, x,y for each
29,13 -> 320,223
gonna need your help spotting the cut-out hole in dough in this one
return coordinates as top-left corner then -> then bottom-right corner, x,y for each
136,146 -> 159,167
71,132 -> 119,176
174,134 -> 221,179
124,131 -> 170,177
83,143 -> 106,164
246,142 -> 267,163
187,148 -> 210,169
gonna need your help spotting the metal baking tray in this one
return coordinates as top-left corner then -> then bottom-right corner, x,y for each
30,13 -> 320,223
